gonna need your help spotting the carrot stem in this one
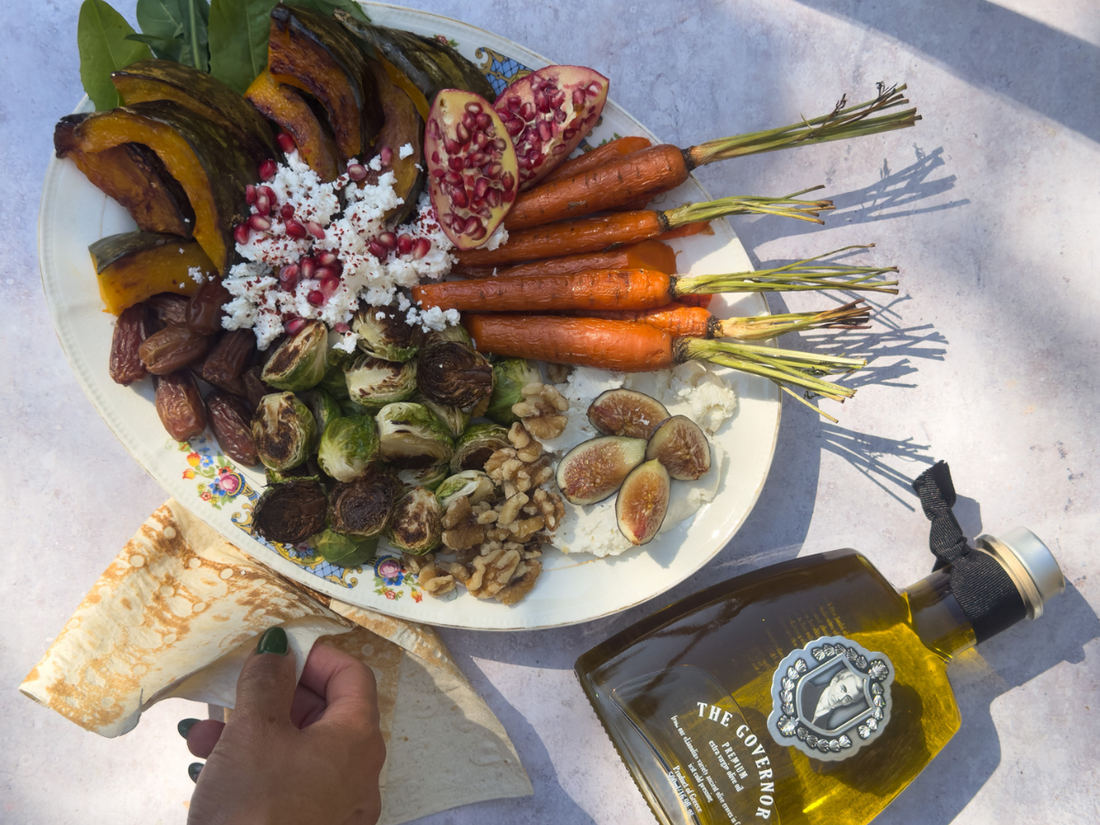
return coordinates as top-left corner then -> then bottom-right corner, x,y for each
664,187 -> 833,228
676,245 -> 899,296
715,301 -> 871,340
689,83 -> 919,166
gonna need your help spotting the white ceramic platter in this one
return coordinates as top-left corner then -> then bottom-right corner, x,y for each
39,2 -> 780,630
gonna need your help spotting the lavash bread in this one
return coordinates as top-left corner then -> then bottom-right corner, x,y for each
21,499 -> 531,824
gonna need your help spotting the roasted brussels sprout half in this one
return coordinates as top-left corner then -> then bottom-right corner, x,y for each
260,319 -> 328,391
424,324 -> 472,348
414,393 -> 471,439
251,478 -> 328,544
435,469 -> 497,510
375,402 -> 454,467
318,345 -> 355,400
396,462 -> 450,491
307,529 -> 379,568
485,358 -> 541,426
251,392 -> 318,471
449,422 -> 510,473
265,459 -> 322,486
386,486 -> 443,555
345,353 -> 417,408
301,387 -> 343,439
328,471 -> 399,538
353,304 -> 422,362
416,340 -> 493,412
317,415 -> 379,482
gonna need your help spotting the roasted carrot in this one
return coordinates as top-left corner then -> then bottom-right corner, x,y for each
451,240 -> 678,280
462,313 -> 865,419
539,135 -> 653,185
655,221 -> 714,241
454,191 -> 832,268
504,84 -> 918,230
561,300 -> 871,340
417,248 -> 898,312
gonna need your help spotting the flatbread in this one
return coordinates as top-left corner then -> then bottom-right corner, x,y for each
20,499 -> 531,823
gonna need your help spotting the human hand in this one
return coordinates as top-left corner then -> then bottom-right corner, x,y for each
180,627 -> 385,825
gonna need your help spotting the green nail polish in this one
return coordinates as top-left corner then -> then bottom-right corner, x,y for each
178,718 -> 200,739
188,762 -> 203,783
256,626 -> 289,656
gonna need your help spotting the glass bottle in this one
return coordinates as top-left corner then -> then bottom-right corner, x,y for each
575,525 -> 1064,825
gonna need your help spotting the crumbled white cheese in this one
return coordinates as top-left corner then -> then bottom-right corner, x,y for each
188,266 -> 205,284
398,142 -> 414,159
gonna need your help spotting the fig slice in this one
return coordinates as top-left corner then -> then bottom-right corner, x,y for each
616,459 -> 671,546
587,388 -> 670,440
494,65 -> 610,190
424,89 -> 519,249
645,415 -> 712,480
556,435 -> 647,505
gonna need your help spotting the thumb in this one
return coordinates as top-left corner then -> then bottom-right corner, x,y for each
232,626 -> 298,725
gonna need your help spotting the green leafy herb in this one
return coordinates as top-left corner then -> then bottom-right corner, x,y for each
207,0 -> 278,93
78,0 -> 154,110
128,0 -> 211,71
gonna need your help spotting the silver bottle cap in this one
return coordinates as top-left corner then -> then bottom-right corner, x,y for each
976,527 -> 1065,620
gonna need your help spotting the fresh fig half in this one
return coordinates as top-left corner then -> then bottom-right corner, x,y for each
556,435 -> 646,505
425,89 -> 519,249
494,65 -> 610,190
616,459 -> 671,546
588,388 -> 670,440
645,415 -> 711,481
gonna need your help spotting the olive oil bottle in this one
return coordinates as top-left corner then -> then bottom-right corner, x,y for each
575,463 -> 1064,825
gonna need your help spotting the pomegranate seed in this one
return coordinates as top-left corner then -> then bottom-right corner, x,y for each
280,203 -> 295,219
464,101 -> 483,115
314,265 -> 337,282
455,123 -> 470,144
300,257 -> 316,279
347,163 -> 368,181
319,277 -> 341,300
333,322 -> 351,334
463,216 -> 484,235
305,220 -> 326,240
248,214 -> 271,231
276,132 -> 296,153
476,113 -> 492,131
278,263 -> 300,290
473,177 -> 490,199
245,184 -> 257,205
487,188 -> 502,208
448,155 -> 465,172
316,250 -> 338,266
431,150 -> 441,164
379,145 -> 393,166
505,119 -> 523,137
378,231 -> 398,250
367,240 -> 388,259
285,219 -> 307,239
306,290 -> 325,307
551,90 -> 566,108
506,96 -> 520,111
258,159 -> 277,181
444,137 -> 459,154
255,192 -> 271,215
519,102 -> 536,121
412,238 -> 431,259
428,119 -> 442,139
431,167 -> 446,180
587,82 -> 603,98
500,172 -> 515,190
555,108 -> 568,124
475,132 -> 490,150
396,234 -> 414,255
285,317 -> 307,335
451,188 -> 469,208
234,222 -> 251,245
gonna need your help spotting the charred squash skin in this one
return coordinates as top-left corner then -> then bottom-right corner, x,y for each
72,100 -> 254,274
111,59 -> 279,165
268,4 -> 383,161
54,113 -> 195,237
245,68 -> 342,181
363,56 -> 424,225
89,231 -> 213,315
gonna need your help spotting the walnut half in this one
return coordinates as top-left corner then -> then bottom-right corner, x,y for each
512,382 -> 569,439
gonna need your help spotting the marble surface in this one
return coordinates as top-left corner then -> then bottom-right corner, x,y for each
3,1 -> 1098,822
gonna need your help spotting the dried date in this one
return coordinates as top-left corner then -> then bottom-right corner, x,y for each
109,303 -> 150,385
139,324 -> 212,375
154,371 -> 207,441
145,292 -> 189,330
206,389 -> 259,465
202,329 -> 257,391
186,278 -> 232,335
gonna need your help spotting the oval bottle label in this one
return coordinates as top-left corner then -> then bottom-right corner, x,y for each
765,635 -> 895,762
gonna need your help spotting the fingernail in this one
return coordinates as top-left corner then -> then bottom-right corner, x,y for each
178,718 -> 200,739
256,626 -> 289,656
188,762 -> 203,783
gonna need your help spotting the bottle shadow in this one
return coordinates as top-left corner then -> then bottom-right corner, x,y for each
873,581 -> 1099,825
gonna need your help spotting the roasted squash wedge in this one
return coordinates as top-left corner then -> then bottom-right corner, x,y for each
245,68 -> 341,181
336,15 -> 496,107
364,56 -> 425,225
90,231 -> 213,315
268,4 -> 383,160
72,101 -> 254,273
112,59 -> 279,165
55,113 -> 195,237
